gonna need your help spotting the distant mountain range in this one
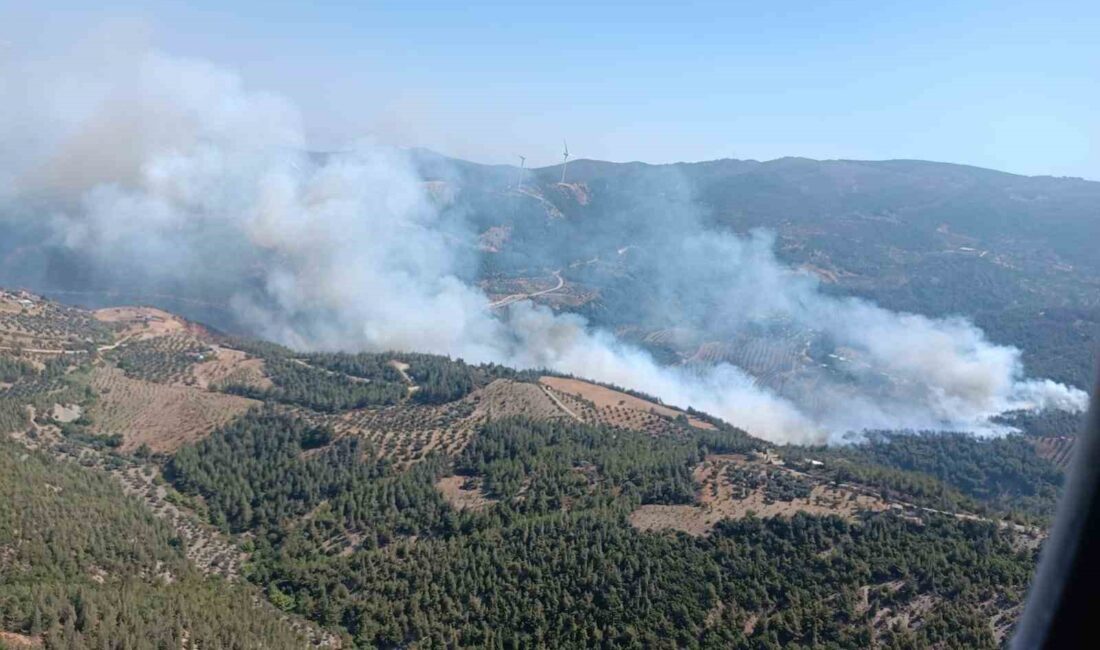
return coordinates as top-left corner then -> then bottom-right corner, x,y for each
2,152 -> 1097,392
411,151 -> 1100,390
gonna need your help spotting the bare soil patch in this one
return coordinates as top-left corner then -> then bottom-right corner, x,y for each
0,631 -> 43,649
478,379 -> 572,421
630,454 -> 888,536
89,365 -> 257,453
50,403 -> 82,424
387,359 -> 419,395
538,384 -> 692,437
190,346 -> 272,391
478,225 -> 512,253
435,476 -> 497,511
539,375 -> 715,430
93,306 -> 190,340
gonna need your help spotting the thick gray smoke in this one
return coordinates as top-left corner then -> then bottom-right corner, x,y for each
0,43 -> 1086,443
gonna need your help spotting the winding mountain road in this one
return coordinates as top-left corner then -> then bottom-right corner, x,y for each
488,271 -> 564,310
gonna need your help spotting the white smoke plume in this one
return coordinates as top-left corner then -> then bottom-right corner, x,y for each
0,40 -> 1086,444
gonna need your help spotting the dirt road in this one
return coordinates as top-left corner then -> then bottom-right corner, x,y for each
0,336 -> 132,356
539,384 -> 582,421
488,271 -> 564,310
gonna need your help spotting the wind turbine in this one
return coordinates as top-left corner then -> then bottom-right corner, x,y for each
560,140 -> 570,184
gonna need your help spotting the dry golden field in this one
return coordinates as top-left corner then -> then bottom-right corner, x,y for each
539,375 -> 715,433
88,365 -> 258,453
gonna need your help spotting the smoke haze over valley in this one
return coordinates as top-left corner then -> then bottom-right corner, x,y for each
10,7 -> 1100,649
0,41 -> 1089,444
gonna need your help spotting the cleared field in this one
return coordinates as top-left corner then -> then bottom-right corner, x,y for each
539,375 -> 715,430
191,346 -> 272,390
477,225 -> 512,253
50,403 -> 82,423
93,306 -> 191,340
1033,436 -> 1075,469
88,365 -> 257,453
544,385 -> 691,435
0,630 -> 42,649
476,379 -> 572,420
435,475 -> 496,511
630,454 -> 887,536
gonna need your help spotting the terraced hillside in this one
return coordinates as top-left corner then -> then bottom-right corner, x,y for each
1033,436 -> 1075,469
88,364 -> 258,453
0,290 -> 113,352
0,436 -> 310,649
540,375 -> 716,431
0,290 -> 1072,648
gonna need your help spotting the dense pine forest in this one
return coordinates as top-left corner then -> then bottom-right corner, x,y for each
0,302 -> 1073,648
787,432 -> 1064,521
0,437 -> 305,649
164,411 -> 1038,648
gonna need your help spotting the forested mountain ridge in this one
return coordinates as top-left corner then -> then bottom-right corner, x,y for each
2,153 -> 1096,392
0,290 -> 1072,647
409,151 -> 1100,391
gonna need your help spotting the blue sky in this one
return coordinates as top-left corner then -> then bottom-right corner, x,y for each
5,0 -> 1098,177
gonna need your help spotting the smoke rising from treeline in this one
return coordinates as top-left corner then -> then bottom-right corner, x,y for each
0,42 -> 1086,443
